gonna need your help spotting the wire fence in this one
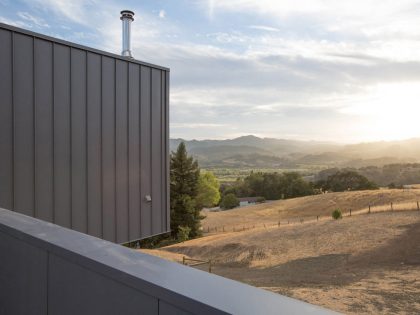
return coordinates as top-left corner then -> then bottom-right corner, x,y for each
202,201 -> 420,234
182,256 -> 213,273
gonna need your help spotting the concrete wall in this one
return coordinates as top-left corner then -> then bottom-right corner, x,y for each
0,208 -> 334,315
0,22 -> 170,243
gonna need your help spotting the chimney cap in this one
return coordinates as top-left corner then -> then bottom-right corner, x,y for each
120,10 -> 134,21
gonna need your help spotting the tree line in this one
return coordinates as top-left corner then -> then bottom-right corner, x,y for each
316,164 -> 420,187
141,142 -> 379,247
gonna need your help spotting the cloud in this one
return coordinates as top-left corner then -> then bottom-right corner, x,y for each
7,0 -> 420,141
0,15 -> 30,28
17,11 -> 49,28
248,25 -> 279,32
23,0 -> 98,25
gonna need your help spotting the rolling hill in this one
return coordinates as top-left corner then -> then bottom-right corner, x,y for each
143,189 -> 420,314
170,135 -> 420,168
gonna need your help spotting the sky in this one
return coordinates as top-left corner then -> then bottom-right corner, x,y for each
2,0 -> 420,143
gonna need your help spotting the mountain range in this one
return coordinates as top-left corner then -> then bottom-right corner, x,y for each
170,135 -> 420,168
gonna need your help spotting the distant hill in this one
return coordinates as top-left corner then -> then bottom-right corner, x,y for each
170,136 -> 420,168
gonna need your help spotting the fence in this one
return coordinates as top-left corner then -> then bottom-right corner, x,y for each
203,200 -> 420,234
182,256 -> 213,273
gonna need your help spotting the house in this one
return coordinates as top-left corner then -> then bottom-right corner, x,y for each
238,196 -> 264,207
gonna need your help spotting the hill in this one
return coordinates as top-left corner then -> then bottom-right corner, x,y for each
147,211 -> 420,314
143,190 -> 420,314
169,136 -> 420,169
202,189 -> 420,231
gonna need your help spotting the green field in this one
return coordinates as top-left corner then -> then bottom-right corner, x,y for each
203,167 -> 322,183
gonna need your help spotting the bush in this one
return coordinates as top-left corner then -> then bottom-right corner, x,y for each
220,193 -> 239,210
332,209 -> 342,220
177,226 -> 191,242
256,196 -> 266,203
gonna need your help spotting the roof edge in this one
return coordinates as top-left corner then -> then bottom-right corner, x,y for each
0,22 -> 170,72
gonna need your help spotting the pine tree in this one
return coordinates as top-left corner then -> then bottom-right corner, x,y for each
170,142 -> 201,238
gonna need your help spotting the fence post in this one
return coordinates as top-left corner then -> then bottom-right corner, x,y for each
182,256 -> 185,265
391,202 -> 393,211
209,260 -> 212,273
278,221 -> 280,227
317,215 -> 319,221
368,204 -> 371,214
417,201 -> 419,211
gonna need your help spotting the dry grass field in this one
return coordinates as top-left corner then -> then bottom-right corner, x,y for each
202,188 -> 420,232
142,190 -> 420,314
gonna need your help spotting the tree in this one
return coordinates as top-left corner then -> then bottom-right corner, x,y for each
223,171 -> 315,200
220,193 -> 239,210
170,142 -> 202,238
317,170 -> 378,192
196,171 -> 221,209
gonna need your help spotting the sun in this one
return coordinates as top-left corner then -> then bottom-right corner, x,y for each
341,82 -> 420,142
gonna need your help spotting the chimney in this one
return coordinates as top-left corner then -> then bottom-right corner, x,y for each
120,10 -> 135,58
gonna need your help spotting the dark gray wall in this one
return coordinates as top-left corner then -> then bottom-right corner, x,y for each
0,23 -> 170,243
0,208 -> 335,315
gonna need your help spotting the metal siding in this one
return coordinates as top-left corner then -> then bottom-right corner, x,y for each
53,43 -> 71,228
34,38 -> 54,222
101,56 -> 116,242
165,71 -> 170,231
151,69 -> 163,234
0,29 -> 13,210
161,72 -> 168,231
0,24 -> 170,243
48,254 -> 159,315
71,48 -> 88,233
128,63 -> 141,240
159,301 -> 193,315
115,60 -> 129,243
0,230 -> 48,315
13,33 -> 34,216
140,66 -> 152,237
87,52 -> 102,238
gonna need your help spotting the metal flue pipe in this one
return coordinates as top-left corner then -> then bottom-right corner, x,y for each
120,10 -> 134,58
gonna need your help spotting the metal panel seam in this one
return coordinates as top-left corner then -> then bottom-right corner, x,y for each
149,67 -> 153,234
11,31 -> 15,211
100,55 -> 104,239
69,47 -> 73,229
114,59 -> 117,243
33,35 -> 36,218
127,62 -> 130,242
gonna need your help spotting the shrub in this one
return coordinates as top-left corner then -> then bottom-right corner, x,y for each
332,209 -> 342,220
177,226 -> 191,242
220,193 -> 239,210
256,196 -> 266,203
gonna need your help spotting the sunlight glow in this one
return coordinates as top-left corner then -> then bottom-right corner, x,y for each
340,82 -> 420,141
